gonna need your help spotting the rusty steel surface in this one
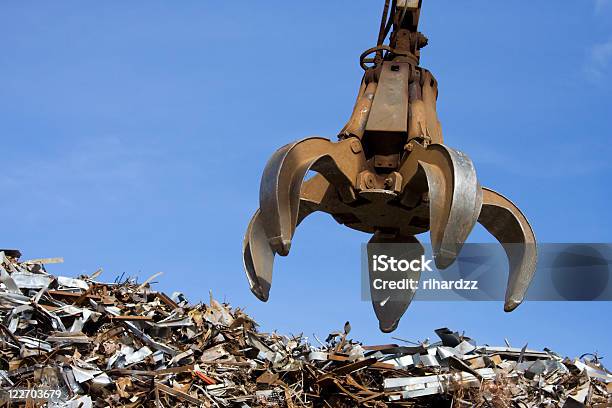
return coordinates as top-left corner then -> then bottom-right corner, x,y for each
243,0 -> 537,332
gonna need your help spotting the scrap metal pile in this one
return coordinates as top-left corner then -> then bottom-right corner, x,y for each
0,251 -> 610,407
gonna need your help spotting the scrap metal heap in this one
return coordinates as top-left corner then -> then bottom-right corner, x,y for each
243,0 -> 537,332
0,252 -> 610,407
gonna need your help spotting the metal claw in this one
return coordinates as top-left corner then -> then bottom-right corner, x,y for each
243,210 -> 274,301
259,137 -> 366,256
399,143 -> 482,269
243,0 -> 538,332
478,188 -> 537,311
243,174 -> 343,302
368,233 -> 423,333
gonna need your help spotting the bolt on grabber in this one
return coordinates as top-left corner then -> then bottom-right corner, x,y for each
243,0 -> 537,332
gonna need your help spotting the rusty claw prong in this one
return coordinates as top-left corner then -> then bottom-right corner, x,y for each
243,171 -> 346,301
259,137 -> 366,256
368,232 -> 424,333
399,142 -> 482,269
478,188 -> 537,311
243,210 -> 274,301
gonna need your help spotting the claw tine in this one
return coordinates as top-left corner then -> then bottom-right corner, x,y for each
258,142 -> 299,256
259,138 -> 329,255
416,145 -> 481,269
259,137 -> 363,256
243,210 -> 275,301
368,233 -> 423,333
244,175 -> 335,303
477,187 -> 537,311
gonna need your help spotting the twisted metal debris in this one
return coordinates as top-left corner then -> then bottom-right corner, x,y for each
0,251 -> 609,407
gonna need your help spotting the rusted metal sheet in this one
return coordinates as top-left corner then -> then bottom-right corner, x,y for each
365,61 -> 410,135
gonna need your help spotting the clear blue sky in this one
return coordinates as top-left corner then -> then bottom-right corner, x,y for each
1,1 -> 611,357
